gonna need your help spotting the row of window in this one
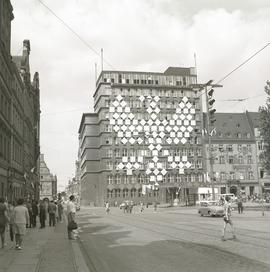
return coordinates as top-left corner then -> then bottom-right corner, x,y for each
214,144 -> 252,152
215,132 -> 251,139
218,171 -> 254,180
104,147 -> 202,157
107,188 -> 159,198
102,73 -> 196,88
105,160 -> 203,170
107,173 -> 204,184
104,98 -> 199,109
218,155 -> 253,165
0,127 -> 11,162
103,134 -> 202,146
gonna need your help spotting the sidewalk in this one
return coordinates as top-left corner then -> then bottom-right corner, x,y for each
0,219 -> 87,272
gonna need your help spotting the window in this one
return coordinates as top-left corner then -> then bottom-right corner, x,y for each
114,149 -> 120,157
106,149 -> 113,157
238,156 -> 243,164
238,145 -> 242,152
247,155 -> 252,164
247,144 -> 252,152
105,125 -> 112,132
122,148 -> 128,156
138,174 -> 144,184
107,190 -> 113,198
219,156 -> 225,164
246,133 -> 251,138
131,188 -> 136,197
229,172 -> 235,180
123,189 -> 129,198
115,175 -> 121,184
258,141 -> 264,150
227,145 -> 233,152
218,145 -> 224,152
237,132 -> 242,138
220,172 -> 226,180
106,161 -> 113,170
248,171 -> 254,180
107,175 -> 113,185
260,169 -> 264,178
228,156 -> 234,164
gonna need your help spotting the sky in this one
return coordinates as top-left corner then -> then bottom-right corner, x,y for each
10,0 -> 270,191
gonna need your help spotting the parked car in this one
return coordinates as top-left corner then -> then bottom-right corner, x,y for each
198,201 -> 224,217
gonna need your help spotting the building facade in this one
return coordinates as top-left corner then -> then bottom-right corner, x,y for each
39,154 -> 57,200
0,0 -> 40,201
204,111 -> 268,197
79,67 -> 207,206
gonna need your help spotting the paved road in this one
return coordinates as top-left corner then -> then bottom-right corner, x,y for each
76,206 -> 270,272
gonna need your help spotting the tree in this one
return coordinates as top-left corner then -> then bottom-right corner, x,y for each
259,80 -> 270,172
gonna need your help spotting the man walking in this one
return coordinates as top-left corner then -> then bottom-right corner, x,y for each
48,200 -> 57,227
13,199 -> 29,250
221,195 -> 236,241
39,200 -> 46,228
67,195 -> 76,240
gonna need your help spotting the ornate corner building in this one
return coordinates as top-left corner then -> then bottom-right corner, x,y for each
0,0 -> 40,201
79,67 -> 206,206
39,154 -> 57,201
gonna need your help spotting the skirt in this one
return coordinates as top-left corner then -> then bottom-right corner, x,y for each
14,223 -> 26,235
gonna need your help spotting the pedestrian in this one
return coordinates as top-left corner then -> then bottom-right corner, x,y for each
13,198 -> 29,250
153,202 -> 157,212
31,200 -> 38,227
140,202 -> 144,213
67,195 -> 76,240
0,197 -> 9,248
221,196 -> 236,241
48,200 -> 57,227
237,197 -> 243,214
55,202 -> 59,222
105,202 -> 110,214
39,200 -> 46,228
57,201 -> 63,222
7,201 -> 15,242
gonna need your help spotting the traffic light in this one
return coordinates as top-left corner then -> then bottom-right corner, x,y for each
207,89 -> 216,125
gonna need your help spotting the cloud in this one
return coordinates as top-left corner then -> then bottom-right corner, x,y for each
10,0 -> 270,189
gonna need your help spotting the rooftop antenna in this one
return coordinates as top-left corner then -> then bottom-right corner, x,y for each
101,48 -> 104,72
194,52 -> 198,79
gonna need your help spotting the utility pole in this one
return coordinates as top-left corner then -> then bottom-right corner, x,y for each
190,80 -> 222,201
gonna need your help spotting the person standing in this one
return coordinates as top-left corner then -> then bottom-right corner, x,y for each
237,197 -> 243,214
13,199 -> 29,250
26,201 -> 33,228
31,200 -> 38,228
48,200 -> 57,227
221,196 -> 236,241
0,198 -> 8,248
39,200 -> 46,228
67,195 -> 76,240
7,201 -> 15,242
105,202 -> 110,214
140,202 -> 144,213
57,201 -> 63,222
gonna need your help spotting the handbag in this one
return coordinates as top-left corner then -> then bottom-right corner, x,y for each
68,220 -> 78,230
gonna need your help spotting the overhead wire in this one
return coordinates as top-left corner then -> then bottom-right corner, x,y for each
37,0 -> 116,70
198,42 -> 270,99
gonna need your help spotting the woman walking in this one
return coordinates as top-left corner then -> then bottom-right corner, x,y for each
0,198 -> 8,248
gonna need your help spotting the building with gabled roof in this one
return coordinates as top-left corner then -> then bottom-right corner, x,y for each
39,154 -> 57,200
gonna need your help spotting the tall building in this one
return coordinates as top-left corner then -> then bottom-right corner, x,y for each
39,154 -> 57,200
79,67 -> 206,206
204,111 -> 268,197
0,0 -> 40,201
